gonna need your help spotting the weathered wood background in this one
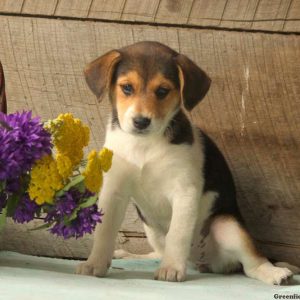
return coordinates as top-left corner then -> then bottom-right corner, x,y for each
0,0 -> 299,265
0,0 -> 299,32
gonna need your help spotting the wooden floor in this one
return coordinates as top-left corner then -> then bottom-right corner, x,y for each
0,0 -> 299,265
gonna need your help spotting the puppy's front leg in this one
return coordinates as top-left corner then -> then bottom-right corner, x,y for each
155,186 -> 200,282
76,157 -> 131,277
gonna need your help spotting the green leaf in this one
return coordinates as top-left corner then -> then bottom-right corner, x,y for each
65,175 -> 84,190
79,195 -> 98,209
63,195 -> 98,224
6,194 -> 20,217
76,181 -> 85,193
65,207 -> 80,223
30,222 -> 52,231
55,175 -> 85,198
0,207 -> 7,230
0,181 -> 5,193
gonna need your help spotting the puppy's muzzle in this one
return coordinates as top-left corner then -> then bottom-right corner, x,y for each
133,116 -> 151,130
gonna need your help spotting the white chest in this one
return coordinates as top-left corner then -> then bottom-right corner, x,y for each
104,128 -> 204,230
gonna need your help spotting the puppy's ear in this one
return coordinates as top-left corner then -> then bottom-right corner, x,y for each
84,50 -> 121,101
175,54 -> 211,111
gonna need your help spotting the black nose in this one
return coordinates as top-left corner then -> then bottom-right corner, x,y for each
133,117 -> 151,130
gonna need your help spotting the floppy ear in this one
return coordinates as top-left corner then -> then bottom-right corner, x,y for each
175,54 -> 211,111
84,50 -> 121,101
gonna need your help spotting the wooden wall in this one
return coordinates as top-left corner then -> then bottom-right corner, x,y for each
0,0 -> 299,32
0,1 -> 299,265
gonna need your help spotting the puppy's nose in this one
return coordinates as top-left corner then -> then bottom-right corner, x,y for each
133,116 -> 151,130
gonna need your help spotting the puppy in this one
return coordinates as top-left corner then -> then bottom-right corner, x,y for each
76,41 -> 299,284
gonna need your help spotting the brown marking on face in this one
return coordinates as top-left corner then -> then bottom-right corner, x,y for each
147,73 -> 180,118
85,41 -> 211,120
113,70 -> 181,127
113,70 -> 142,126
177,66 -> 185,103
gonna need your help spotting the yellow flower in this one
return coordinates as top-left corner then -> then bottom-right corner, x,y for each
99,148 -> 113,173
29,155 -> 63,205
56,153 -> 73,179
82,150 -> 103,193
45,113 -> 90,166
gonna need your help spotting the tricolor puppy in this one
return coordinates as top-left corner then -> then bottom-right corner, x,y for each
76,41 -> 299,284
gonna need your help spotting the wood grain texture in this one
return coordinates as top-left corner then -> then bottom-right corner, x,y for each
189,0 -> 228,26
220,0 -> 261,29
88,0 -> 126,20
121,0 -> 160,22
284,0 -> 300,31
251,0 -> 292,31
55,0 -> 92,18
0,16 -> 299,264
22,0 -> 58,15
0,0 -> 299,32
0,0 -> 24,13
154,0 -> 194,24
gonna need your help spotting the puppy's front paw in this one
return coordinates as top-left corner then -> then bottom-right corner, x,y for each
76,260 -> 110,277
154,265 -> 186,282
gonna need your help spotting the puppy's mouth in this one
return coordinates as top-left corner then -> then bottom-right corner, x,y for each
131,128 -> 150,135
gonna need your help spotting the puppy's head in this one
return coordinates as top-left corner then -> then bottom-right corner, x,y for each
84,41 -> 211,135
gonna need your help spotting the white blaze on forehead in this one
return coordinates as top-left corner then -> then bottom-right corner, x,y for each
121,104 -> 136,131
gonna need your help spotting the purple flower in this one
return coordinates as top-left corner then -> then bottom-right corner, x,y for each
5,178 -> 21,193
0,111 -> 52,181
53,192 -> 77,217
45,188 -> 103,239
12,194 -> 39,223
49,205 -> 103,239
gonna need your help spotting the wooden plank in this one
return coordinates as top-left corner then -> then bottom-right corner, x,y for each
284,0 -> 300,32
22,0 -> 58,15
0,0 -> 24,13
220,0 -> 260,29
55,0 -> 92,18
121,0 -> 160,22
251,0 -> 292,31
155,0 -> 194,24
1,0 -> 299,32
257,241 -> 300,265
0,16 -> 299,264
188,0 -> 228,26
88,0 -> 126,20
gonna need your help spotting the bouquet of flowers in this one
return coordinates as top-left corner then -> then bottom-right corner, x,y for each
0,111 -> 113,239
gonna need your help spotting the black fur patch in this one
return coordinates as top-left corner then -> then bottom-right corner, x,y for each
201,131 -> 243,223
114,42 -> 180,90
165,110 -> 194,145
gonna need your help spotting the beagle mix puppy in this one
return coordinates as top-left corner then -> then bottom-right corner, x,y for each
76,41 -> 299,284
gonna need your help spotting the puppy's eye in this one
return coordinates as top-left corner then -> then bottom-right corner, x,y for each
121,84 -> 134,96
155,87 -> 170,99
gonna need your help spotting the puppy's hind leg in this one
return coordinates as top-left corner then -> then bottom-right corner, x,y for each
209,215 -> 293,285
